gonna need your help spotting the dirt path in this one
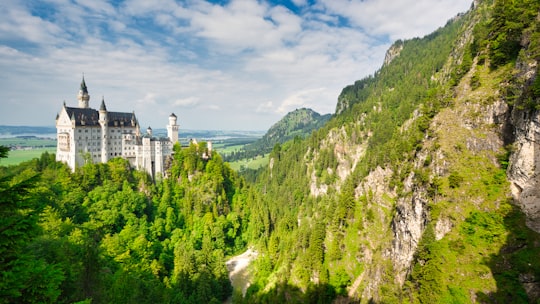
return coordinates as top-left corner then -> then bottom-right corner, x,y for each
225,248 -> 258,301
348,271 -> 365,298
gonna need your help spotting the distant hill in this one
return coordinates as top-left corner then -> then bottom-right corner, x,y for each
0,125 -> 56,135
254,108 -> 331,149
224,108 -> 330,161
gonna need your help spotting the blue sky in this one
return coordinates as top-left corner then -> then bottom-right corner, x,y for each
0,0 -> 472,131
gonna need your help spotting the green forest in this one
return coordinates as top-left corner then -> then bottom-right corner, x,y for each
2,0 -> 540,303
1,143 -> 250,303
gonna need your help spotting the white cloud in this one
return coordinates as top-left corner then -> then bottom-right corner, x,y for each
291,0 -> 308,6
74,0 -> 115,15
256,101 -> 275,113
174,97 -> 200,107
0,0 -> 474,130
189,0 -> 302,53
318,0 -> 472,40
277,88 -> 327,114
0,1 -> 62,45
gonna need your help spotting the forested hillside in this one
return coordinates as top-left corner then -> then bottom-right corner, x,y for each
237,0 -> 540,302
2,0 -> 540,303
224,108 -> 330,162
0,143 -> 252,303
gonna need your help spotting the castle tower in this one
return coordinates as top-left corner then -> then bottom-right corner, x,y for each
78,76 -> 90,108
99,97 -> 109,163
167,113 -> 179,144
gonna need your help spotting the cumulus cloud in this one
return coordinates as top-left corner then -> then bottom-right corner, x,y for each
0,1 -> 62,45
0,0 -> 473,130
318,0 -> 472,40
189,0 -> 302,53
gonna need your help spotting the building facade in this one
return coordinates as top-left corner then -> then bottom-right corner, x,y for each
56,78 -> 179,178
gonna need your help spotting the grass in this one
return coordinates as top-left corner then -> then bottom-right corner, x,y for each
214,144 -> 245,155
0,137 -> 57,166
1,147 -> 56,166
227,154 -> 269,171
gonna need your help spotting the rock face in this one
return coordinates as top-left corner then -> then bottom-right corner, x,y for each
391,190 -> 428,286
506,53 -> 540,233
383,40 -> 404,66
507,108 -> 540,233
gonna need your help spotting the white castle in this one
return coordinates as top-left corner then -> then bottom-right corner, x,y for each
55,77 -> 179,179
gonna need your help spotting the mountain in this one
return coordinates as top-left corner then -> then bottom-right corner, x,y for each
250,108 -> 331,151
240,0 -> 540,302
224,108 -> 330,161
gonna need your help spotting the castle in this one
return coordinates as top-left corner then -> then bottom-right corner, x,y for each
56,77 -> 179,179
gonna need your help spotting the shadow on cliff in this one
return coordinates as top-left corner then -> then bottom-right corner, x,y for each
234,282 -> 357,304
476,203 -> 540,303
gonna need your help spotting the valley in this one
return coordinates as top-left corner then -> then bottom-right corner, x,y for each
2,0 -> 540,303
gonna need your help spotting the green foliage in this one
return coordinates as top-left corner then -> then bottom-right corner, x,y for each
329,268 -> 350,296
450,44 -> 473,87
448,171 -> 464,189
470,71 -> 481,90
532,68 -> 540,98
0,140 -> 248,303
0,155 -> 64,303
0,145 -> 9,158
461,211 -> 505,246
487,0 -> 540,68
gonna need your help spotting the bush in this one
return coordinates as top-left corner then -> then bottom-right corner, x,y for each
448,172 -> 463,189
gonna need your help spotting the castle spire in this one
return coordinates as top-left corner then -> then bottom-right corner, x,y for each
80,75 -> 88,94
78,75 -> 90,108
100,96 -> 107,111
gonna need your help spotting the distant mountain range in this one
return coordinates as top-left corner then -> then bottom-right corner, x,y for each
0,125 -> 56,135
0,125 -> 264,139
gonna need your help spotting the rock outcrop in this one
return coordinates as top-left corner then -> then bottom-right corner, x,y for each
383,40 -> 404,66
508,108 -> 540,233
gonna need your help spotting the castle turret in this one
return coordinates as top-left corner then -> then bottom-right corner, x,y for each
78,76 -> 90,108
167,113 -> 179,144
99,97 -> 109,163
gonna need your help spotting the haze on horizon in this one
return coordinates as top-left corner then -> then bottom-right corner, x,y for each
0,0 -> 472,131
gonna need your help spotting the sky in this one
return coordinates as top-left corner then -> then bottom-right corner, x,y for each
0,0 -> 473,131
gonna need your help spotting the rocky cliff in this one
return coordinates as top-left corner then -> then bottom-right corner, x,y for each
508,107 -> 540,233
507,56 -> 540,232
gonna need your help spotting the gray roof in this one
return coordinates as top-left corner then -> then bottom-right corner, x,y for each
65,106 -> 137,127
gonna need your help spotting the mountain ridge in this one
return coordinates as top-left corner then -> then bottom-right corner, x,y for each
240,0 -> 540,302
